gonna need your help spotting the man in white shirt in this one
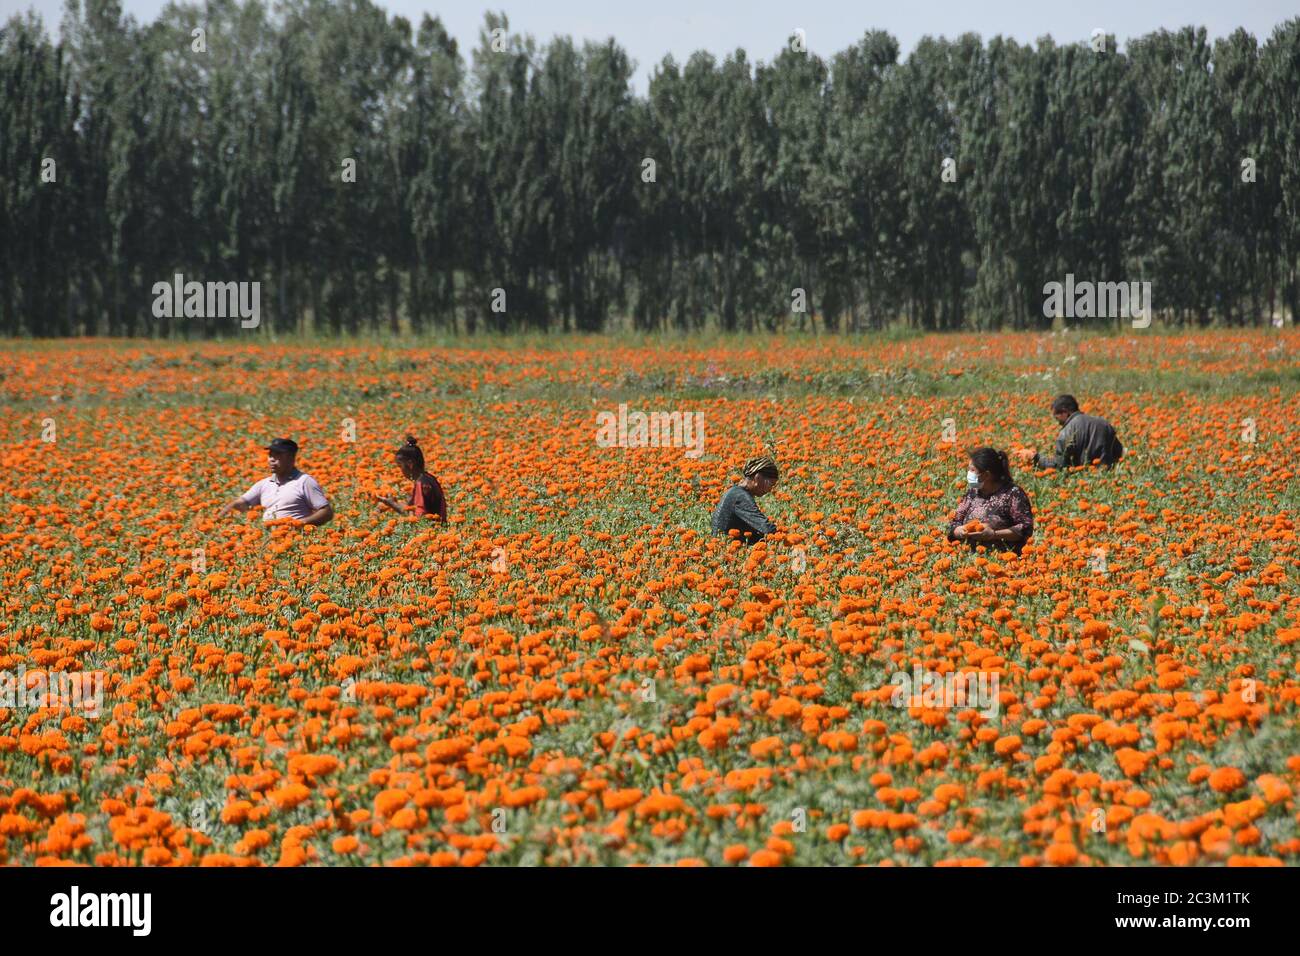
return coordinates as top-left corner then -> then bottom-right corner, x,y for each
219,438 -> 334,526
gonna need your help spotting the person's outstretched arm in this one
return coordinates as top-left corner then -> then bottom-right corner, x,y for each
966,488 -> 1033,545
219,497 -> 251,517
302,503 -> 334,527
1035,421 -> 1076,469
298,476 -> 332,526
219,480 -> 261,517
947,492 -> 974,541
732,493 -> 776,536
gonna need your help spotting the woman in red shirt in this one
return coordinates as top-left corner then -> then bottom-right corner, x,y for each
376,436 -> 447,520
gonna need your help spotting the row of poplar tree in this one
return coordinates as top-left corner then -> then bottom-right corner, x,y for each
3,0 -> 1299,336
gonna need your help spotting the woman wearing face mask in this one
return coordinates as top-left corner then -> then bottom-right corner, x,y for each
947,447 -> 1034,555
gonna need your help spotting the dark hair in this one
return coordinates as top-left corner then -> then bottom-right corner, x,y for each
394,435 -> 425,473
969,446 -> 1013,485
742,455 -> 779,480
1051,394 -> 1079,414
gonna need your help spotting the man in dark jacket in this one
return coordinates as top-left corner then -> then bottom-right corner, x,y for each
1032,395 -> 1123,469
711,456 -> 779,543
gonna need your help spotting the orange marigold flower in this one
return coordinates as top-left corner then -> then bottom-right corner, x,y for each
723,844 -> 750,863
266,783 -> 311,811
1208,767 -> 1247,794
374,789 -> 409,819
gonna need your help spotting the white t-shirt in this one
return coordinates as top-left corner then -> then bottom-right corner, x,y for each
241,469 -> 329,521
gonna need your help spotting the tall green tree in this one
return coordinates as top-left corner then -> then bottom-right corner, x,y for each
4,3 -> 1299,336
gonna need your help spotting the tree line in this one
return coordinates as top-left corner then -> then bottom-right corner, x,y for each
3,0 -> 1299,336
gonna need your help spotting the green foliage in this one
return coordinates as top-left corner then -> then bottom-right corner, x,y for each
1,6 -> 1298,336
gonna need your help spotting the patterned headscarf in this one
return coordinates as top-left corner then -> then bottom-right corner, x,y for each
742,456 -> 779,480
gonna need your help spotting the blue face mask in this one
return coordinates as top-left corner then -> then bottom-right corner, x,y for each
966,469 -> 980,487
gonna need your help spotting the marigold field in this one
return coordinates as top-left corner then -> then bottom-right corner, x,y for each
1,331 -> 1298,867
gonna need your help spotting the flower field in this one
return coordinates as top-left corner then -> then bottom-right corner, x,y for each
1,330 -> 1298,867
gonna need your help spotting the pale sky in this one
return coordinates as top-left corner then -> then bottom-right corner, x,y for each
3,0 -> 1295,91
